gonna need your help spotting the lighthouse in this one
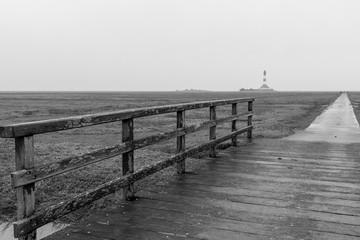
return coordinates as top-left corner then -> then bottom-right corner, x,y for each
263,70 -> 266,83
259,70 -> 273,91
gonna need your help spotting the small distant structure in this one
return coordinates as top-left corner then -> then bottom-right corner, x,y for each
258,70 -> 274,91
239,71 -> 275,91
176,89 -> 209,92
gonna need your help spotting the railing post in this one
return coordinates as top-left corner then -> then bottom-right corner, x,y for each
247,101 -> 253,139
176,110 -> 186,173
209,106 -> 216,157
231,103 -> 237,146
15,136 -> 36,240
122,118 -> 135,200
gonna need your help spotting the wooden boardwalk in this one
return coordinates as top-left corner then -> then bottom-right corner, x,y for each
45,139 -> 360,240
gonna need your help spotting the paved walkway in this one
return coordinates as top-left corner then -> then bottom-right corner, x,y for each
284,93 -> 360,143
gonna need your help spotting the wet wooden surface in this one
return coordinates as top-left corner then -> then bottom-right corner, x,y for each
45,139 -> 360,240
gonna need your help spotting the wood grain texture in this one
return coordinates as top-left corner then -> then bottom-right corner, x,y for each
7,97 -> 254,239
14,126 -> 252,237
247,101 -> 253,139
0,98 -> 254,138
44,139 -> 360,240
14,136 -> 36,239
209,106 -> 216,157
231,103 -> 237,146
122,118 -> 135,200
176,110 -> 186,174
11,113 -> 252,188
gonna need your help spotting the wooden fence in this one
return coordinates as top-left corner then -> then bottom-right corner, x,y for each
0,97 -> 254,239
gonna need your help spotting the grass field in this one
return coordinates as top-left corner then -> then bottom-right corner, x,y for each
348,92 -> 360,123
0,91 -> 340,222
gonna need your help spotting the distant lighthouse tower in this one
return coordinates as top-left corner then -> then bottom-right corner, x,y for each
263,70 -> 266,83
259,70 -> 273,91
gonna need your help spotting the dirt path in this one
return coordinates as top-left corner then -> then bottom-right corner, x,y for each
284,93 -> 360,143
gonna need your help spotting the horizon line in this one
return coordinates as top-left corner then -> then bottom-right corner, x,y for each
0,90 -> 347,93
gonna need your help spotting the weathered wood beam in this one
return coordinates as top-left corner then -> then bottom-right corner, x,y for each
209,106 -> 216,157
15,136 -> 36,240
11,144 -> 132,188
0,98 -> 254,138
231,103 -> 237,146
248,101 -> 254,139
11,113 -> 252,188
176,110 -> 185,173
13,125 -> 252,238
122,118 -> 135,200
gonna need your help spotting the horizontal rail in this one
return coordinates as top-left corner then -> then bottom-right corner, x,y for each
11,113 -> 252,188
0,98 -> 254,138
13,125 -> 252,238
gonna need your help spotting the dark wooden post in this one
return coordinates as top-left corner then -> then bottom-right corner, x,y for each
231,103 -> 237,146
15,136 -> 36,240
122,118 -> 135,200
176,110 -> 186,173
209,106 -> 216,157
247,101 -> 253,139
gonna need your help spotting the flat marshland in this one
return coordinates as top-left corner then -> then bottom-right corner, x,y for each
348,92 -> 360,123
0,91 -> 341,222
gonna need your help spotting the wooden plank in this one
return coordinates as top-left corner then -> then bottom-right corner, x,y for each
57,224 -> 199,240
171,158 -> 360,189
145,185 -> 360,217
11,113 -> 251,188
14,136 -> 36,240
201,161 -> 360,181
105,206 -> 274,235
221,153 -> 360,169
119,197 -> 284,226
122,118 -> 134,200
13,126 -> 251,237
174,152 -> 360,173
209,106 -> 216,157
231,161 -> 360,171
191,164 -> 360,183
81,209 -> 271,239
135,198 -> 360,238
247,101 -> 253,139
126,195 -> 360,232
224,172 -> 360,189
45,138 -> 360,240
171,173 -> 360,201
172,171 -> 360,195
176,111 -> 185,174
154,181 -> 360,208
231,103 -> 237,146
200,153 -> 360,170
127,198 -> 360,239
11,144 -> 132,188
233,150 -> 360,163
138,191 -> 360,226
47,202 -> 272,239
199,161 -> 360,176
227,146 -> 351,157
0,98 -> 254,138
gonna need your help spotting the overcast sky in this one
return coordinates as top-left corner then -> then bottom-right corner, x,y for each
1,0 -> 359,91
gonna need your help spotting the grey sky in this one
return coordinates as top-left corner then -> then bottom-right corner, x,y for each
1,0 -> 359,91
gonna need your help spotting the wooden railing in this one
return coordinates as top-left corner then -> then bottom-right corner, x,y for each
0,97 -> 254,239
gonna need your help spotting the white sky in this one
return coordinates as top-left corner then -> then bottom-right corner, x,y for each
0,0 -> 359,91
